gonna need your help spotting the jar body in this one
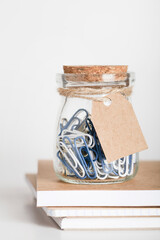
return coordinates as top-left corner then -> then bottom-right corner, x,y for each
54,73 -> 139,184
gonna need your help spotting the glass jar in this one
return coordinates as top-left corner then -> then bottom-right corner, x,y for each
54,68 -> 139,184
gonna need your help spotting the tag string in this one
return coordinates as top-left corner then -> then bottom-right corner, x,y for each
58,86 -> 133,102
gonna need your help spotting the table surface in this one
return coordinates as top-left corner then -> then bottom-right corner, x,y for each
0,181 -> 160,240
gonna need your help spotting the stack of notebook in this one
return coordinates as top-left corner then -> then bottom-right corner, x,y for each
26,160 -> 160,230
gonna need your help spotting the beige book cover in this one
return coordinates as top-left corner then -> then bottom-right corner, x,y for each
37,160 -> 160,191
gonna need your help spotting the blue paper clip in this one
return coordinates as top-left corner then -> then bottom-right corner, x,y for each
85,118 -> 115,175
59,109 -> 88,135
74,136 -> 97,179
128,154 -> 133,174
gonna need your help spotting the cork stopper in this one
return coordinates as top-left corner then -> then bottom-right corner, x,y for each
63,65 -> 128,82
63,65 -> 128,74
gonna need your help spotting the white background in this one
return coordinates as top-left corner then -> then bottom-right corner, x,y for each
0,0 -> 160,239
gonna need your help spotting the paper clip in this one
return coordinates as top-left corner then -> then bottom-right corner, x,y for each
57,151 -> 75,175
59,109 -> 88,135
85,118 -> 114,175
94,161 -> 108,179
60,129 -> 95,148
74,136 -> 97,179
112,157 -> 128,177
57,137 -> 86,179
118,157 -> 128,177
127,154 -> 135,176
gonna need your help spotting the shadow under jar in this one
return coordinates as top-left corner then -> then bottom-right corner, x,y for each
54,70 -> 139,184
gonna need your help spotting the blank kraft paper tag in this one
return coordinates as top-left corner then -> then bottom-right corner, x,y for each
91,93 -> 148,163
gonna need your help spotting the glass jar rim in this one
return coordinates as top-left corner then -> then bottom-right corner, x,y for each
56,72 -> 135,88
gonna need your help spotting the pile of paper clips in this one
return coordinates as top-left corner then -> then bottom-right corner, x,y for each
57,109 -> 136,180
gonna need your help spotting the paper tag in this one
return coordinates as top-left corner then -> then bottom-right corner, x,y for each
91,93 -> 148,163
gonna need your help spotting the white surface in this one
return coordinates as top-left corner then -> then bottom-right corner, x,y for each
37,190 -> 160,207
0,182 -> 160,240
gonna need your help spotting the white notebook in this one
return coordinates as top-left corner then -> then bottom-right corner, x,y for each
43,206 -> 160,218
53,217 -> 160,230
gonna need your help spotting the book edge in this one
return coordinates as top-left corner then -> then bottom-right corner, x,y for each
37,190 -> 160,207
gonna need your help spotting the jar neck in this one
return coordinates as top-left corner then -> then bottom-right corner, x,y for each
56,72 -> 135,89
57,73 -> 134,101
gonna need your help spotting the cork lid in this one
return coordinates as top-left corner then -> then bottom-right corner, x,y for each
63,65 -> 128,74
